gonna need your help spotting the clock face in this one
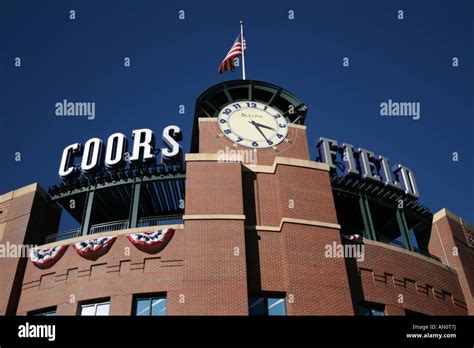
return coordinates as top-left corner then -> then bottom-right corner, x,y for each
217,101 -> 289,148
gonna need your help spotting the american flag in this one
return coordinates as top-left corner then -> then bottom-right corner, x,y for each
218,34 -> 247,74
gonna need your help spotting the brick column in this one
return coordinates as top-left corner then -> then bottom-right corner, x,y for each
275,164 -> 354,315
0,184 -> 61,315
179,159 -> 248,315
429,209 -> 474,314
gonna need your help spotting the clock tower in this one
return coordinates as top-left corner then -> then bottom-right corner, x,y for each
182,80 -> 354,315
190,80 -> 311,165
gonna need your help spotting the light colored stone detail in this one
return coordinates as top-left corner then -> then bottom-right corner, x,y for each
185,153 -> 219,162
0,191 -> 13,203
433,208 -> 473,231
0,183 -> 49,203
198,118 -> 218,123
243,156 -> 329,173
287,123 -> 306,130
245,217 -> 341,232
185,154 -> 330,173
183,214 -> 245,221
364,238 -> 456,272
0,223 -> 5,241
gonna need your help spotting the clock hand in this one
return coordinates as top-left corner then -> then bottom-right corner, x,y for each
249,121 -> 270,143
250,121 -> 276,132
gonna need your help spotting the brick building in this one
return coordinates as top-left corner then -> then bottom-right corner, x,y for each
0,80 -> 472,316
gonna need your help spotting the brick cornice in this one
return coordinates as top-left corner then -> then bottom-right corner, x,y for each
183,214 -> 245,221
433,208 -> 473,230
185,154 -> 330,173
0,183 -> 49,203
364,238 -> 456,272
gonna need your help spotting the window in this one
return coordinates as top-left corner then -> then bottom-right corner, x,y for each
249,296 -> 287,316
80,301 -> 110,316
358,302 -> 385,316
405,309 -> 427,316
29,307 -> 56,316
253,87 -> 273,103
369,203 -> 406,248
133,295 -> 167,316
333,194 -> 367,238
404,213 -> 432,255
228,86 -> 249,101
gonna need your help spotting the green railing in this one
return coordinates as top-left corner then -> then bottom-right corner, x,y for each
44,215 -> 183,244
44,228 -> 81,244
89,220 -> 130,234
137,215 -> 183,227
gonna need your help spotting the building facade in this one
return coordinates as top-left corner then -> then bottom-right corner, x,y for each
0,80 -> 472,316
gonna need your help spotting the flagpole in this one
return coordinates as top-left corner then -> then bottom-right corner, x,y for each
240,20 -> 246,80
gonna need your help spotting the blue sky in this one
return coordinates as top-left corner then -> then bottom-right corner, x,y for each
1,0 -> 472,224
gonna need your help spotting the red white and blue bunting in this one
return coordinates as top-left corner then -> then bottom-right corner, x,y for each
73,236 -> 117,261
127,228 -> 174,254
29,229 -> 174,269
30,245 -> 68,269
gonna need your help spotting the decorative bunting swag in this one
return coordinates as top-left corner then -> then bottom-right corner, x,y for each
30,245 -> 68,269
30,229 -> 173,268
127,228 -> 175,254
73,236 -> 117,261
